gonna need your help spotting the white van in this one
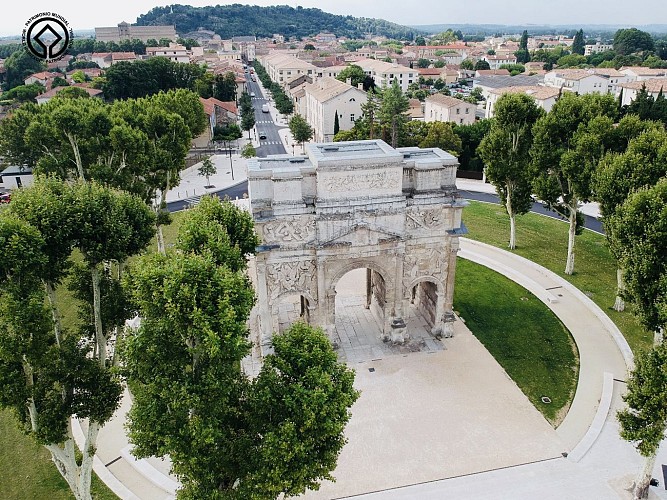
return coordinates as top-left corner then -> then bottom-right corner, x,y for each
261,104 -> 269,113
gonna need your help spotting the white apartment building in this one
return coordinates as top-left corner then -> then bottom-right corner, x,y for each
620,67 -> 667,82
424,94 -> 475,125
544,69 -> 610,94
485,86 -> 560,118
302,77 -> 367,142
481,54 -> 518,70
355,59 -> 416,92
260,52 -> 317,84
584,43 -> 613,55
146,43 -> 190,63
616,79 -> 667,106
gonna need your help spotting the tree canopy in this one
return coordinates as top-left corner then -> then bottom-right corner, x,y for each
479,93 -> 543,249
122,197 -> 358,498
613,28 -> 655,55
607,179 -> 667,333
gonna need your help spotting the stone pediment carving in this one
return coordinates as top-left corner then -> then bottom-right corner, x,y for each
319,222 -> 401,248
261,217 -> 316,245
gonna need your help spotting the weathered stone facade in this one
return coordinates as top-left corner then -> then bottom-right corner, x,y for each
248,140 -> 466,354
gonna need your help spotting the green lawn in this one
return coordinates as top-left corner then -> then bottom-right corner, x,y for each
0,410 -> 117,500
461,201 -> 652,354
454,259 -> 578,425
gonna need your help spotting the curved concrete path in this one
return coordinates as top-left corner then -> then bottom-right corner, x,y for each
458,238 -> 631,449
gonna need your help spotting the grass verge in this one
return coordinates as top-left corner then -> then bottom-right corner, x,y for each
0,409 -> 117,500
461,201 -> 652,354
454,258 -> 578,425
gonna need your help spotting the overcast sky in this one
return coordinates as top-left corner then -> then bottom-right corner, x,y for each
2,0 -> 665,37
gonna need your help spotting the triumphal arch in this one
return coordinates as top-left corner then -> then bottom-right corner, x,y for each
247,139 -> 466,354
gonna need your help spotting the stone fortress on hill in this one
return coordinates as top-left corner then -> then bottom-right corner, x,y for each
248,139 -> 467,355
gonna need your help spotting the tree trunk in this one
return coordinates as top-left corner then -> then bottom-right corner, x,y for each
66,133 -> 86,180
90,266 -> 107,367
506,187 -> 516,250
633,453 -> 656,500
565,207 -> 577,275
44,281 -> 63,346
613,267 -> 626,312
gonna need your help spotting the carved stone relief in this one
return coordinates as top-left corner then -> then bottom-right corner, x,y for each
266,260 -> 316,304
405,208 -> 448,230
322,170 -> 401,193
404,247 -> 447,282
262,218 -> 315,244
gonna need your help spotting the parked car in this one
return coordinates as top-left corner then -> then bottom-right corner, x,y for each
0,193 -> 11,203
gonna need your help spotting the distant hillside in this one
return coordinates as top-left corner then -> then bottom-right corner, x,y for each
136,4 -> 423,40
414,23 -> 667,36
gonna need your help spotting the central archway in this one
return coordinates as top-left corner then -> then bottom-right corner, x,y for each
334,268 -> 386,342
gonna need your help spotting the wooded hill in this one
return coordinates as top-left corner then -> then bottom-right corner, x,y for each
135,4 -> 422,40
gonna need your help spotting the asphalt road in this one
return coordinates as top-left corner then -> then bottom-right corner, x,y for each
459,190 -> 604,235
166,181 -> 249,212
245,76 -> 287,157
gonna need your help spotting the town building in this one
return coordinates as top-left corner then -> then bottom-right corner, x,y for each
620,66 -> 667,82
481,54 -> 518,70
543,69 -> 609,95
584,43 -> 613,55
302,77 -> 367,142
194,97 -> 239,148
35,85 -> 104,105
260,52 -> 317,84
424,94 -> 475,125
355,58 -> 417,92
485,86 -> 560,118
146,43 -> 190,63
616,79 -> 667,106
95,21 -> 177,43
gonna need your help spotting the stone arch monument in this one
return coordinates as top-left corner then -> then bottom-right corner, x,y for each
248,139 -> 466,354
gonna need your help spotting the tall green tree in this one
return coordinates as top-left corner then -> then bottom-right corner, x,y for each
531,92 -> 618,274
515,30 -> 531,64
607,179 -> 667,334
289,113 -> 314,152
418,121 -> 462,155
453,119 -> 492,172
379,80 -> 409,148
3,49 -> 45,90
122,197 -> 357,498
617,340 -> 667,500
479,93 -> 543,249
336,64 -> 366,88
613,28 -> 655,55
1,178 -> 155,500
594,122 -> 666,311
572,29 -> 585,55
334,111 -> 340,135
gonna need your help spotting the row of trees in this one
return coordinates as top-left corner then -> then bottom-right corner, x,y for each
476,92 -> 667,500
0,88 -> 358,499
252,61 -> 295,115
0,88 -> 206,251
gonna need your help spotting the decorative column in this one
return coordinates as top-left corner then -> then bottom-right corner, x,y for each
255,257 -> 274,356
